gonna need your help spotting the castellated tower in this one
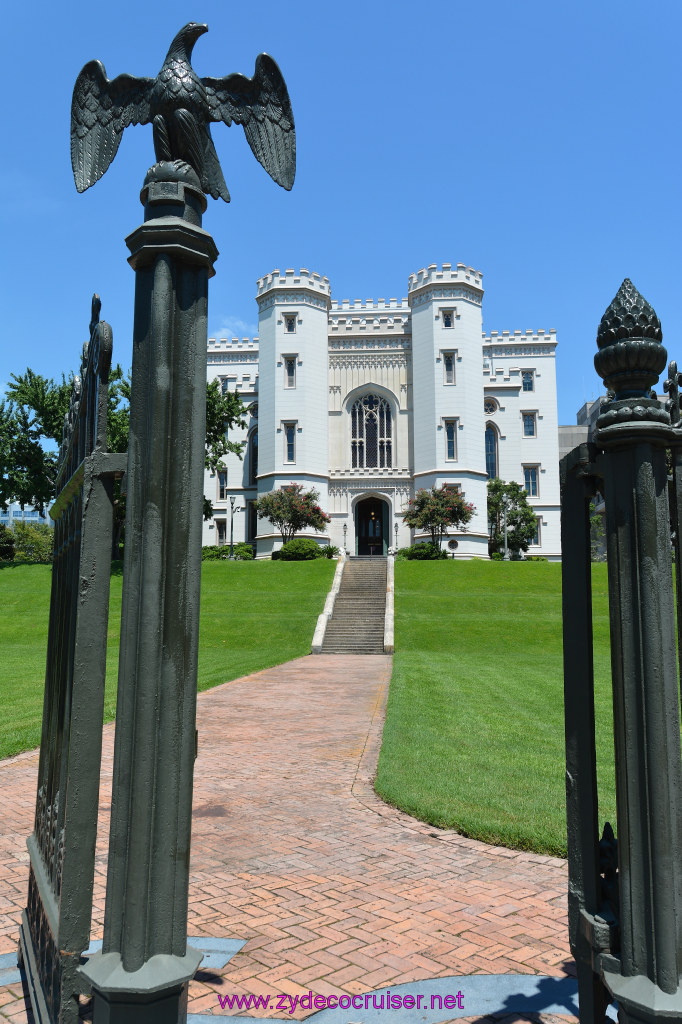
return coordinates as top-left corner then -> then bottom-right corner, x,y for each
256,269 -> 332,555
408,263 -> 489,557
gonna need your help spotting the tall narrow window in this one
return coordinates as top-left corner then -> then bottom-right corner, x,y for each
523,466 -> 539,496
218,470 -> 228,499
485,424 -> 498,479
351,394 -> 392,469
522,370 -> 535,392
284,314 -> 297,334
443,352 -> 455,385
284,423 -> 296,463
249,430 -> 258,484
444,419 -> 457,461
442,309 -> 454,328
217,521 -> 227,546
284,357 -> 296,388
531,517 -> 541,546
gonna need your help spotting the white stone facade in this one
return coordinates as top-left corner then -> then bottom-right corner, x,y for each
203,263 -> 561,559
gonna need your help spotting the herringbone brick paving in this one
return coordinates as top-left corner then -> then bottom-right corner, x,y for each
0,655 -> 577,1020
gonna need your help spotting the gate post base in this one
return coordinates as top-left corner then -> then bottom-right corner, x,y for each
604,970 -> 682,1024
81,947 -> 202,1024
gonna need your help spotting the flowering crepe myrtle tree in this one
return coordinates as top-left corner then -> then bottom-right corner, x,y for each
254,484 -> 331,544
401,486 -> 475,548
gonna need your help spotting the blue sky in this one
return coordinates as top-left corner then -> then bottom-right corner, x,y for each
2,0 -> 680,425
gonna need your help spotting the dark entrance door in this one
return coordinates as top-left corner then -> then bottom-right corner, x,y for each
355,498 -> 388,556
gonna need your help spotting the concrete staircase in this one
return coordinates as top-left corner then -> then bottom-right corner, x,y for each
321,557 -> 387,655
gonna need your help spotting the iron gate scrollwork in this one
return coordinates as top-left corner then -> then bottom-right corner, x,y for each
19,297 -> 126,1024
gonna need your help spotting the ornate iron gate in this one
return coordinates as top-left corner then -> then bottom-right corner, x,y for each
561,281 -> 682,1024
19,297 -> 126,1024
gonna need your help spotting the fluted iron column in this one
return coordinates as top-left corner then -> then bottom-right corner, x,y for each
593,281 -> 682,1023
81,165 -> 218,1023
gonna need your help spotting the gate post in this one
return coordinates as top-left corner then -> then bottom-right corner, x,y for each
592,280 -> 682,1022
80,165 -> 217,1023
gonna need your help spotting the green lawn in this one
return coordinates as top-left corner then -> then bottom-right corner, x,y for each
0,559 -> 334,761
375,560 -> 616,857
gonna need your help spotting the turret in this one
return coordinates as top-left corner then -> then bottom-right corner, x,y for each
256,268 -> 332,554
408,263 -> 489,555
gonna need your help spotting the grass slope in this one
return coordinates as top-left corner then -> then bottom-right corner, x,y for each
0,559 -> 334,761
375,560 -> 616,857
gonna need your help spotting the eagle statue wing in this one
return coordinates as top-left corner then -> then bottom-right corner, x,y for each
203,54 -> 296,191
71,62 -> 154,192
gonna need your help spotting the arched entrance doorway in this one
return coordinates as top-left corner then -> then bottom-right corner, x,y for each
355,497 -> 389,556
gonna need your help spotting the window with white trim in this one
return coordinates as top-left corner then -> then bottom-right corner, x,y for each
522,370 -> 535,392
283,422 -> 296,463
485,424 -> 498,479
351,394 -> 392,469
523,465 -> 539,497
531,517 -> 541,546
218,470 -> 228,500
284,356 -> 296,389
441,309 -> 454,328
443,351 -> 456,385
444,419 -> 458,461
284,314 -> 297,334
522,412 -> 537,437
217,520 -> 227,546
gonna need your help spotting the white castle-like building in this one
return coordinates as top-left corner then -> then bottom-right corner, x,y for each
202,263 -> 561,558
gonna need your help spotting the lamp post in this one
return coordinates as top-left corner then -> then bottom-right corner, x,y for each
394,521 -> 398,551
343,522 -> 347,553
229,496 -> 243,559
502,495 -> 510,560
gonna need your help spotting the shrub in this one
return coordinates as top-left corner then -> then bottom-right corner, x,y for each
202,545 -> 228,560
0,524 -> 15,561
490,551 -> 504,561
271,549 -> 281,560
524,555 -> 548,562
279,538 -> 323,561
324,544 -> 340,559
12,522 -> 53,563
395,542 -> 447,561
233,542 -> 254,561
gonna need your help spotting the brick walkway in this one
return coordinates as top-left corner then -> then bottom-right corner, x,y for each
0,655 -> 577,1021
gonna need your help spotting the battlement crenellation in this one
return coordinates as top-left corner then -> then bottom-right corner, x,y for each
257,267 -> 331,296
408,262 -> 483,292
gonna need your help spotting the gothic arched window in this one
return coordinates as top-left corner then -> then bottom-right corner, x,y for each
351,394 -> 392,469
485,424 -> 498,479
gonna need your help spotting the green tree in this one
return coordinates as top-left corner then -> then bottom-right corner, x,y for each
487,478 -> 538,557
254,484 -> 331,544
4,368 -> 247,545
0,524 -> 15,561
401,486 -> 475,548
203,380 -> 247,520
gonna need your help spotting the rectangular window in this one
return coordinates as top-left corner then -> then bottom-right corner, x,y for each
522,370 -> 535,392
523,466 -> 539,497
444,419 -> 457,461
284,356 -> 296,389
284,314 -> 297,334
220,377 -> 229,396
284,422 -> 296,463
218,470 -> 228,500
443,352 -> 455,385
217,520 -> 227,546
523,412 -> 537,437
531,517 -> 541,546
441,309 -> 454,328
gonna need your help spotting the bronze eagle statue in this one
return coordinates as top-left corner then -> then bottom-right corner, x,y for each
71,23 -> 295,202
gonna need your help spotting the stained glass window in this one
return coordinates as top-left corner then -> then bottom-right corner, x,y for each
351,394 -> 392,469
